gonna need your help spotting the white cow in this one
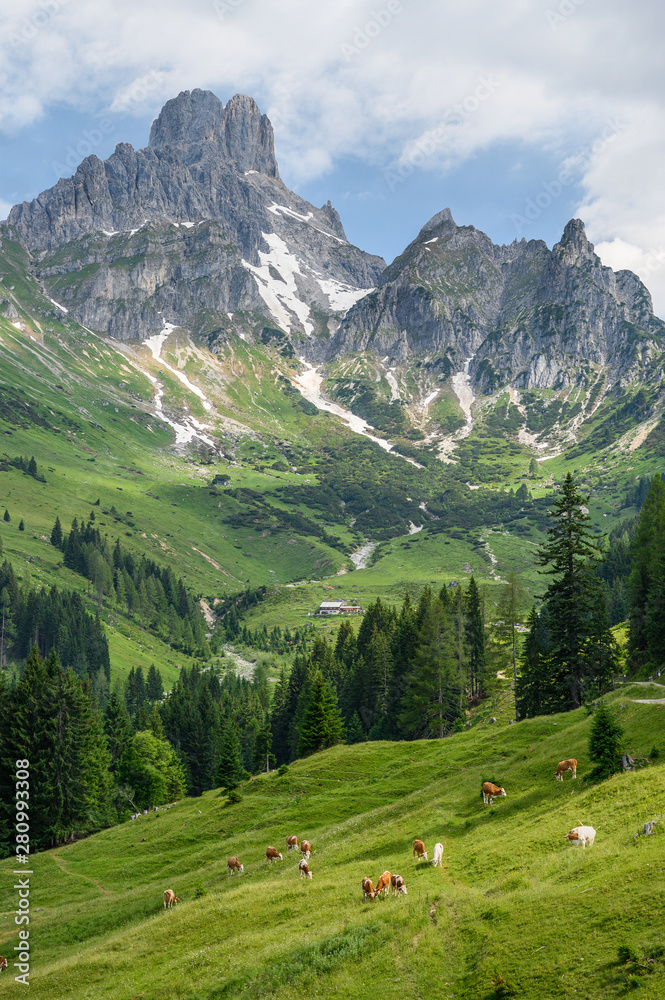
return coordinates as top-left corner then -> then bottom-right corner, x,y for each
432,842 -> 444,867
564,825 -> 596,849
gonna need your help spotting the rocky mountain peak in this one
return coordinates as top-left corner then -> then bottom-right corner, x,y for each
148,89 -> 279,178
554,217 -> 596,264
417,207 -> 457,240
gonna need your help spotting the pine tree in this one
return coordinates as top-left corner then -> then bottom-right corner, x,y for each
495,572 -> 525,718
103,691 -> 133,771
346,709 -> 367,744
3,509 -> 9,522
297,672 -> 345,758
252,720 -> 276,773
464,576 -> 486,699
216,720 -> 244,789
588,701 -> 624,780
50,516 -> 63,548
18,519 -> 24,531
146,664 -> 164,702
399,598 -> 460,739
628,473 -> 665,670
269,669 -> 291,765
538,473 -> 608,709
516,606 -> 551,718
27,456 -> 38,477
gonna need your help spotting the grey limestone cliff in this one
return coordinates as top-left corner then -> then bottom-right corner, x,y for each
6,89 -> 384,342
331,209 -> 665,391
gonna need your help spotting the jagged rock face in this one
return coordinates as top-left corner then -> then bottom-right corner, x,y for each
7,90 -> 384,341
332,210 -> 665,390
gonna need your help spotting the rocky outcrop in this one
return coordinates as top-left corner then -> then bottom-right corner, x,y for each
6,90 -> 384,341
332,210 -> 665,391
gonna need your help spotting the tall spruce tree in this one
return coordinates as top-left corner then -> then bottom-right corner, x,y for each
297,672 -> 345,758
464,576 -> 486,699
628,473 -> 665,670
216,720 -> 244,789
516,606 -> 552,718
399,599 -> 460,739
538,473 -> 613,709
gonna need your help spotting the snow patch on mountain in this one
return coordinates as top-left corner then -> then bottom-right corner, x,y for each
242,233 -> 314,336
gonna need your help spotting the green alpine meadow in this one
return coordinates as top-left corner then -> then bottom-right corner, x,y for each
1,85 -> 665,999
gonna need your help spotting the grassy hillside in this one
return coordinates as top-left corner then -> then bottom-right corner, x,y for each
1,685 -> 664,999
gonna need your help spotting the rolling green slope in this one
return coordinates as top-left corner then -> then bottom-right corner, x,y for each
1,686 -> 663,999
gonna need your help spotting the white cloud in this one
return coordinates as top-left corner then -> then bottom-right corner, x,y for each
0,198 -> 13,221
1,0 -> 665,310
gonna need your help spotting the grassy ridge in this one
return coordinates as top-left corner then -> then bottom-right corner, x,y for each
1,685 -> 664,999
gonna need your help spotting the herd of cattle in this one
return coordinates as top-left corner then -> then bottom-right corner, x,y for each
161,756 -> 595,911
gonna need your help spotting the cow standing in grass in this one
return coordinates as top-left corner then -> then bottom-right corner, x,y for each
555,759 -> 577,781
163,889 -> 179,909
413,839 -> 428,861
482,782 -> 506,805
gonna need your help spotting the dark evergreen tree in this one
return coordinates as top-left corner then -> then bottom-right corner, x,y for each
146,664 -> 164,703
628,473 -> 665,670
297,671 -> 345,758
50,516 -> 63,548
0,648 -> 113,849
252,720 -> 275,773
269,669 -> 291,765
464,576 -> 486,699
588,701 -> 624,780
103,691 -> 133,772
18,519 -> 24,532
346,710 -> 367,743
538,473 -> 610,708
516,606 -> 551,718
399,599 -> 460,739
3,509 -> 9,522
216,720 -> 244,789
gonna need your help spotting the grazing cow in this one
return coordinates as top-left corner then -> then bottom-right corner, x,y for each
555,759 -> 577,781
227,856 -> 244,875
373,871 -> 391,898
286,835 -> 299,851
432,842 -> 444,867
0,956 -> 7,973
412,839 -> 428,861
266,846 -> 283,863
300,840 -> 311,860
390,874 -> 407,896
564,826 -> 596,849
299,859 -> 313,879
361,877 -> 374,901
163,889 -> 179,909
482,782 -> 506,805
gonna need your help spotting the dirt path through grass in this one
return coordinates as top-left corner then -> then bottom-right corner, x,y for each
49,850 -> 113,896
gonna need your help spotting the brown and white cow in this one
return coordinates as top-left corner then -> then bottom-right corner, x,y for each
413,839 -> 428,861
227,856 -> 244,875
555,758 -> 577,781
373,871 -> 391,898
390,874 -> 407,896
163,888 -> 179,909
266,846 -> 283,863
361,877 -> 374,901
564,825 -> 596,849
482,782 -> 506,805
300,840 -> 311,860
0,956 -> 7,973
299,858 -> 313,879
286,835 -> 299,851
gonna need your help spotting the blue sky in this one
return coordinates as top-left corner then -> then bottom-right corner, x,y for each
1,0 -> 664,311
